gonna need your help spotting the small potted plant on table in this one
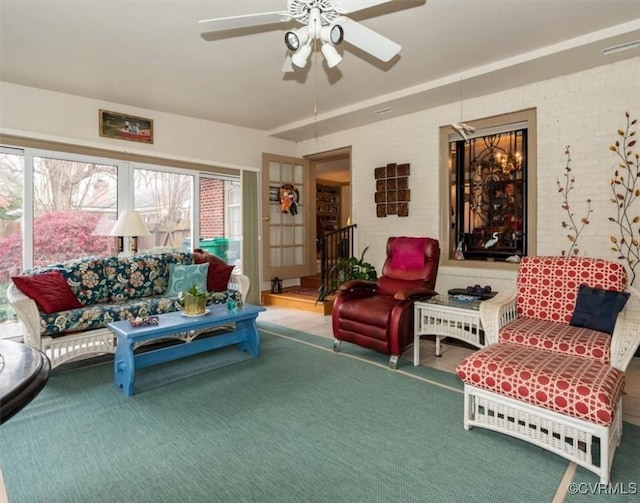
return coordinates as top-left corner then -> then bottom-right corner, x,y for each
179,284 -> 210,316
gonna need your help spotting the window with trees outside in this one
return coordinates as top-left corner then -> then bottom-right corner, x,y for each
441,109 -> 537,264
134,167 -> 193,252
0,146 -> 242,341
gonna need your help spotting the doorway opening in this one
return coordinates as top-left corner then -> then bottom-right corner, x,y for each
260,147 -> 351,314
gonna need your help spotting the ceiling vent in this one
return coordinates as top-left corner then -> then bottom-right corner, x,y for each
601,40 -> 640,56
374,107 -> 394,116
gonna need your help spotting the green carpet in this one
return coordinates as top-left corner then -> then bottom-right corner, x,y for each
0,325 -> 638,503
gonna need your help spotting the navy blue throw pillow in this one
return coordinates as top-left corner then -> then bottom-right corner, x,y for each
569,284 -> 630,335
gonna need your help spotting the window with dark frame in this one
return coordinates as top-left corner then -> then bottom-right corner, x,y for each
449,124 -> 528,261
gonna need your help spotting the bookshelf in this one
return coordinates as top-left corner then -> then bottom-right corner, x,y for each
316,182 -> 341,232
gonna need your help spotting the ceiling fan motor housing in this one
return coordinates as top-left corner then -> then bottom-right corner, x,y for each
287,0 -> 341,26
285,12 -> 343,48
285,1 -> 345,68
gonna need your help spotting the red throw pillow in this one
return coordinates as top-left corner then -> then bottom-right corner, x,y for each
12,270 -> 82,314
207,263 -> 234,292
193,248 -> 234,291
193,249 -> 226,266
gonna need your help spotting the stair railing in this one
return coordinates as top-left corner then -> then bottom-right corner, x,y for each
318,224 -> 357,299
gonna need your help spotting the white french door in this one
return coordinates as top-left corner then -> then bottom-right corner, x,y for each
261,153 -> 314,282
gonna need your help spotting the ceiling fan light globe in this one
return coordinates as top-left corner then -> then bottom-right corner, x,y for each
330,25 -> 344,45
291,43 -> 312,68
284,27 -> 309,52
321,43 -> 342,68
321,24 -> 344,45
284,32 -> 299,51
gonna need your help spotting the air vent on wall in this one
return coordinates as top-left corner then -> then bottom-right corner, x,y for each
601,40 -> 640,56
374,107 -> 394,116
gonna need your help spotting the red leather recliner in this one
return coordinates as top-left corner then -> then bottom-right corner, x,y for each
332,236 -> 440,368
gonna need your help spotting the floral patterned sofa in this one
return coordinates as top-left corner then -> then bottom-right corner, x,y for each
8,250 -> 249,369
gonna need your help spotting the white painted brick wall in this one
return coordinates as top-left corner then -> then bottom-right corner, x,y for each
298,57 -> 640,291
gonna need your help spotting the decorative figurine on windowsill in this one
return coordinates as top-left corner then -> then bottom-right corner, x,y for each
484,232 -> 499,249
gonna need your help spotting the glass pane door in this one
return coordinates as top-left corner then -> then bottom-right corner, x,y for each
199,175 -> 243,272
263,154 -> 311,281
133,168 -> 193,253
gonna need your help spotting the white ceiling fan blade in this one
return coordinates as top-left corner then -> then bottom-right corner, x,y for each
199,11 -> 284,33
341,18 -> 401,62
334,0 -> 394,14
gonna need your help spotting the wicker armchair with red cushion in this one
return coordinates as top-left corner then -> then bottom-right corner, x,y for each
332,236 -> 440,369
479,255 -> 639,371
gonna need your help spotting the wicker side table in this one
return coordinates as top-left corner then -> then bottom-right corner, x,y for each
413,295 -> 485,366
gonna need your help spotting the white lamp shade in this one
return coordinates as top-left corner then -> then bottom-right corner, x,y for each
109,210 -> 150,237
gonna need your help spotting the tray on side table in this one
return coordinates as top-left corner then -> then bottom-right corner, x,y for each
447,288 -> 497,300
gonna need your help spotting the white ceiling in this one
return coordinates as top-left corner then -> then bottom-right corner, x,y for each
1,0 -> 639,143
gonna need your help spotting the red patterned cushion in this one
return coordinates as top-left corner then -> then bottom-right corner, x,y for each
516,256 -> 627,323
498,317 -> 611,364
456,344 -> 624,425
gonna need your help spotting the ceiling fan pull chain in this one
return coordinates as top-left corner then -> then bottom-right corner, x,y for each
314,29 -> 319,119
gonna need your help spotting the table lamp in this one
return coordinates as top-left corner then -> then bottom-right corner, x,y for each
110,210 -> 150,255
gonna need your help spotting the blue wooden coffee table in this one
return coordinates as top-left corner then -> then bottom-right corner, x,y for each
108,304 -> 265,396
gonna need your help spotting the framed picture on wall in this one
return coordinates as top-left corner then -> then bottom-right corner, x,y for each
99,109 -> 154,144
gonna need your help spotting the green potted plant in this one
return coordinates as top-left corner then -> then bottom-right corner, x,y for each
316,247 -> 377,303
179,283 -> 210,316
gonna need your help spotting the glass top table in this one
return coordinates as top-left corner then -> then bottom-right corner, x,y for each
420,294 -> 483,311
413,294 -> 486,365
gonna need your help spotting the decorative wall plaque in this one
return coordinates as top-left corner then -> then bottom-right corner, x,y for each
374,163 -> 410,217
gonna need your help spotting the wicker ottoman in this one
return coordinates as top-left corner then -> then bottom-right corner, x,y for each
456,343 -> 625,483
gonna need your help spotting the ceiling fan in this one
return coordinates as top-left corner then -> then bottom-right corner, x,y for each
199,0 -> 407,71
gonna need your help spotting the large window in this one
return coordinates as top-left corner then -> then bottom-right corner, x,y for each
441,109 -> 537,264
33,154 -> 118,265
198,176 -> 243,271
134,167 -> 193,252
0,146 -> 242,340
